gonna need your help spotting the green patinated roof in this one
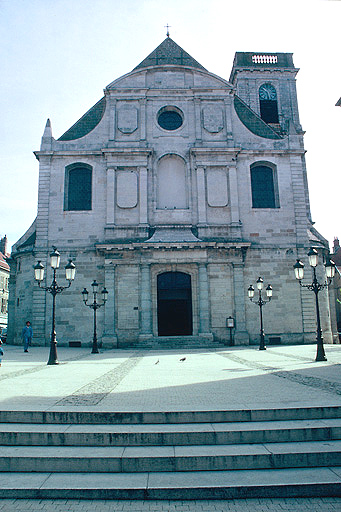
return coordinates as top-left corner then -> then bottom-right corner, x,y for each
234,96 -> 283,140
59,96 -> 106,141
133,37 -> 206,71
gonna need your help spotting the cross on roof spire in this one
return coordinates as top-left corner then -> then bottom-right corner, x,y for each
164,23 -> 171,37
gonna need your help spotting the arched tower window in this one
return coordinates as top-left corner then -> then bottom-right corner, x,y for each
64,164 -> 92,211
259,83 -> 279,124
157,155 -> 187,209
250,163 -> 279,209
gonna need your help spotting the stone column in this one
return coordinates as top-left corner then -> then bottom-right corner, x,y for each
232,262 -> 249,345
198,264 -> 212,337
102,262 -> 118,348
139,263 -> 153,339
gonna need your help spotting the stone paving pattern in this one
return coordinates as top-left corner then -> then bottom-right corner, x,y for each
0,497 -> 340,511
1,343 -> 341,509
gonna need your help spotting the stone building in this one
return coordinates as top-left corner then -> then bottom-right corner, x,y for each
0,236 -> 9,333
7,38 -> 338,348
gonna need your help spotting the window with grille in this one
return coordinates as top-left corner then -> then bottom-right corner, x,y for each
250,163 -> 279,209
64,164 -> 92,211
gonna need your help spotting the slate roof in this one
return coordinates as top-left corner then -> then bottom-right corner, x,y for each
0,252 -> 9,272
133,37 -> 207,71
58,96 -> 106,141
234,96 -> 283,140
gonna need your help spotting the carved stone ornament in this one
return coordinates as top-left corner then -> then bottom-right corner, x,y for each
117,105 -> 138,134
203,106 -> 224,133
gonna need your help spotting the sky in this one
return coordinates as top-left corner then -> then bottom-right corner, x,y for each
1,0 -> 340,253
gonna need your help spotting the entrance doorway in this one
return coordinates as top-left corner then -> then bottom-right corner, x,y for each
157,272 -> 193,336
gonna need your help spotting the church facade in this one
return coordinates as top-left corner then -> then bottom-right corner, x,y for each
7,38 -> 337,348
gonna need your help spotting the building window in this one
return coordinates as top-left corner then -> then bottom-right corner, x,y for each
251,163 -> 279,209
64,164 -> 92,211
157,106 -> 183,131
259,84 -> 279,124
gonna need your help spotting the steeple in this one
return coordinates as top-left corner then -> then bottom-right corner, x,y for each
133,38 -> 206,71
40,118 -> 53,150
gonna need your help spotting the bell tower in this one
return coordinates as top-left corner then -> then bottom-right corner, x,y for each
229,52 -> 302,134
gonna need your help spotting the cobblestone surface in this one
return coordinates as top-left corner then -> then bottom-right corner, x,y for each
0,497 -> 340,511
218,351 -> 341,395
57,352 -> 143,406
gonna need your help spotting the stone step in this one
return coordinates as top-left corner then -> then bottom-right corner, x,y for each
1,405 -> 340,425
133,335 -> 224,349
0,467 -> 340,499
1,418 -> 341,446
1,440 -> 341,472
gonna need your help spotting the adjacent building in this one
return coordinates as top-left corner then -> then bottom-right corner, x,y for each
7,38 -> 338,347
0,236 -> 9,333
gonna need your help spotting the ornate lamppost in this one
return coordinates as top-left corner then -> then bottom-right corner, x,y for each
81,281 -> 108,354
294,248 -> 335,362
34,247 -> 76,365
248,277 -> 273,350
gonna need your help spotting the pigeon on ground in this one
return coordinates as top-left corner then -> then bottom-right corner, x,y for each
179,357 -> 186,362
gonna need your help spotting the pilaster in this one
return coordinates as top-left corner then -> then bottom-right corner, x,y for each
102,262 -> 117,347
106,167 -> 116,224
139,167 -> 148,225
139,263 -> 153,338
198,263 -> 211,337
232,262 -> 249,345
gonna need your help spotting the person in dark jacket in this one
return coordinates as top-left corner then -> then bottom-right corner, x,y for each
22,321 -> 33,352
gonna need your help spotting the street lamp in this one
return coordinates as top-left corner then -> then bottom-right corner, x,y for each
81,280 -> 108,354
34,247 -> 76,365
294,248 -> 335,362
248,277 -> 273,350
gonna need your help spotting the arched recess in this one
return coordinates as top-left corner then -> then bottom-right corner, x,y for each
64,163 -> 92,211
157,154 -> 187,209
250,162 -> 279,209
157,272 -> 193,336
259,83 -> 279,124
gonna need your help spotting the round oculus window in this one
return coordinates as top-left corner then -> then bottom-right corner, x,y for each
157,107 -> 183,131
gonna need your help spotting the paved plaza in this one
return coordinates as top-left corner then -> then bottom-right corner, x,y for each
0,496 -> 340,512
1,342 -> 341,510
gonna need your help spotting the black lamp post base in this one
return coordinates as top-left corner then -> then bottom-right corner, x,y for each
259,346 -> 266,351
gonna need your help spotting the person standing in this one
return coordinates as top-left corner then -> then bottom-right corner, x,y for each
0,340 -> 3,367
22,321 -> 33,352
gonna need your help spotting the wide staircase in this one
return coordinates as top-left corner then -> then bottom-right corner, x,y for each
0,406 -> 341,499
134,335 -> 224,350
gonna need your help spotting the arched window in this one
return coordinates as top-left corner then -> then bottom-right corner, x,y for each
157,155 -> 187,209
64,164 -> 92,211
250,163 -> 279,209
259,83 -> 279,124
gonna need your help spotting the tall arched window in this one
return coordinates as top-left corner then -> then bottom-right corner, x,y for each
157,155 -> 187,209
64,164 -> 92,211
259,83 -> 279,124
250,163 -> 279,209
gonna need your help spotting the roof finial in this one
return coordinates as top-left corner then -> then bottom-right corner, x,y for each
165,23 -> 171,38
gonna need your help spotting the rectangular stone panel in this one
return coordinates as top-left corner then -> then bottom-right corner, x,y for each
206,168 -> 229,207
116,170 -> 138,209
